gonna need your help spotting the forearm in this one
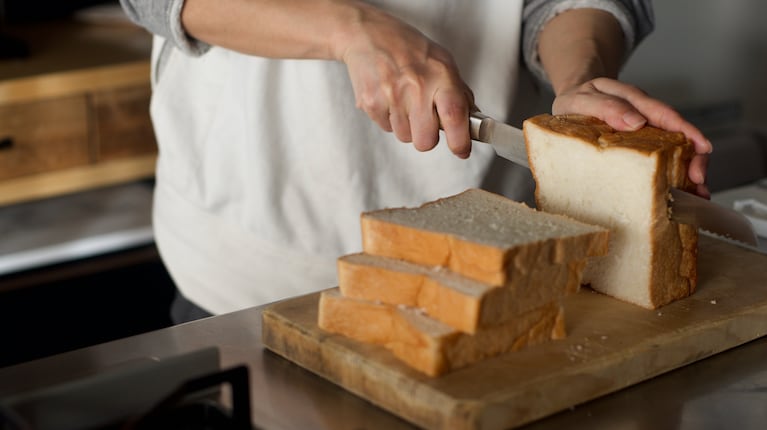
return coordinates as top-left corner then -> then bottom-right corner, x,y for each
537,8 -> 625,95
181,0 -> 374,60
182,0 -> 475,157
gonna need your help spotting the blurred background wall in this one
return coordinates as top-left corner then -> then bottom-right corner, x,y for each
496,0 -> 767,200
621,0 -> 767,192
622,0 -> 767,130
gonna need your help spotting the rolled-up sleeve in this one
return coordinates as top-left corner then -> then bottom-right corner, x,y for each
522,0 -> 654,87
119,0 -> 210,56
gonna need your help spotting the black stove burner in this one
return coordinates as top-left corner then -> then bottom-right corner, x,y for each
0,348 -> 256,430
120,365 -> 252,430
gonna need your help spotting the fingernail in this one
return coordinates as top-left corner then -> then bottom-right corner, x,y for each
623,111 -> 647,129
704,139 -> 713,154
456,151 -> 470,159
692,170 -> 705,185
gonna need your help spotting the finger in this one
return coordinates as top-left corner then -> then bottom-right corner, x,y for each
589,77 -> 649,99
554,90 -> 647,132
349,72 -> 395,133
630,99 -> 712,155
602,100 -> 647,131
408,97 -> 440,153
592,79 -> 713,155
355,90 -> 393,132
408,111 -> 440,153
695,183 -> 711,200
688,153 -> 709,185
435,88 -> 471,158
389,109 -> 412,143
569,79 -> 648,131
369,111 -> 393,133
681,124 -> 712,156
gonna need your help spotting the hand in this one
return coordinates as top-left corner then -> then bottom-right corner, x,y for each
335,5 -> 474,158
552,77 -> 712,198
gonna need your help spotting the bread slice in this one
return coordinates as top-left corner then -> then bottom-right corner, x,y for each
524,114 -> 698,309
361,188 -> 609,286
318,289 -> 565,377
338,252 -> 584,333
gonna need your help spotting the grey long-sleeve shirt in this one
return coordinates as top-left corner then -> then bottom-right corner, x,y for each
119,0 -> 654,87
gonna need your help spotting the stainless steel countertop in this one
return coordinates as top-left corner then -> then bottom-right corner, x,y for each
1,301 -> 766,430
2,183 -> 767,429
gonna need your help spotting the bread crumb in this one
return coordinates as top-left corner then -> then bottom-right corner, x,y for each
600,335 -> 608,341
710,299 -> 717,305
657,311 -> 663,316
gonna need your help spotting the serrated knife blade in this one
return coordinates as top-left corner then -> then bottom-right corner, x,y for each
668,187 -> 758,247
468,112 -> 759,247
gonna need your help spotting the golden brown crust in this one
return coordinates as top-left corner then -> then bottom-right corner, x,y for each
524,113 -> 698,309
525,114 -> 689,155
338,253 -> 586,333
361,215 -> 507,285
318,289 -> 563,377
323,188 -> 590,376
648,140 -> 698,308
361,208 -> 608,286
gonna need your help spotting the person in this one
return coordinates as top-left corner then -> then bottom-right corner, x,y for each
119,0 -> 711,323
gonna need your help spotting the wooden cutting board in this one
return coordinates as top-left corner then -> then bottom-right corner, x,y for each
261,235 -> 767,430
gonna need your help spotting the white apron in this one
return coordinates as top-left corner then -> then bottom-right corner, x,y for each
150,1 -> 525,314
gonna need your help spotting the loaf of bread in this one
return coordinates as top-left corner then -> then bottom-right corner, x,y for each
320,188 -> 610,376
338,252 -> 585,334
524,114 -> 698,309
318,289 -> 565,377
361,188 -> 609,286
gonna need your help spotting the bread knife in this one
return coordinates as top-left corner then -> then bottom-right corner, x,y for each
468,112 -> 759,247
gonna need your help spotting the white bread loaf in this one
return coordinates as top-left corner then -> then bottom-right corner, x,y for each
338,252 -> 585,334
361,188 -> 609,286
524,114 -> 698,309
317,288 -> 565,377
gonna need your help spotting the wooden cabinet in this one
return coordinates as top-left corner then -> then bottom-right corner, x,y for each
93,85 -> 157,162
0,18 -> 156,206
0,95 -> 91,180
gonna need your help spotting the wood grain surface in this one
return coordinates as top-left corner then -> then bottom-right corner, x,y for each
92,85 -> 157,161
262,235 -> 767,430
0,155 -> 157,206
0,95 -> 90,181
